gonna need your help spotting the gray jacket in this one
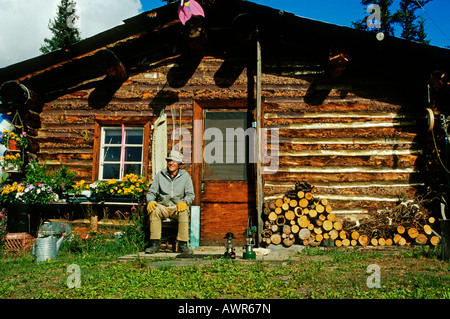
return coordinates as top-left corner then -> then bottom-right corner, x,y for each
146,168 -> 195,207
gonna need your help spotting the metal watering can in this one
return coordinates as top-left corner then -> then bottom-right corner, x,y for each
32,221 -> 72,262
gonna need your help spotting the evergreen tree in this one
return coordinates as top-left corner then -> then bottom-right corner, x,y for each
394,0 -> 431,44
40,0 -> 82,54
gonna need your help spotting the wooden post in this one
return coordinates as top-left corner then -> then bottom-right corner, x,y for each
256,30 -> 263,246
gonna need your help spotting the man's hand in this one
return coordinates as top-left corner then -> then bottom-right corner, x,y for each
176,201 -> 188,212
147,201 -> 157,213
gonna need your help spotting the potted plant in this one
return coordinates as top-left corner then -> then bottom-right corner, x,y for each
0,130 -> 28,151
88,173 -> 152,202
0,153 -> 24,172
0,181 -> 57,235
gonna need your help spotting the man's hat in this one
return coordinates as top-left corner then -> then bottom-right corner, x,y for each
166,150 -> 184,164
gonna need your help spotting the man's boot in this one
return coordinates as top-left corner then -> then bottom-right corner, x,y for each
145,240 -> 161,254
178,241 -> 193,254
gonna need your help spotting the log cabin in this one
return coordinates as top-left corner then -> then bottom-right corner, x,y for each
1,0 -> 450,246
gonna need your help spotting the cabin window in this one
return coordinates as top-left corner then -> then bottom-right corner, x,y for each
99,126 -> 145,180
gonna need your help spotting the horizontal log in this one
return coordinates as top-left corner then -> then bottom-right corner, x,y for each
275,149 -> 422,157
267,166 -> 418,174
278,136 -> 417,145
264,111 -> 416,119
274,155 -> 420,167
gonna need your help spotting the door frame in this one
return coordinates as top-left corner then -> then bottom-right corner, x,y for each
191,99 -> 255,206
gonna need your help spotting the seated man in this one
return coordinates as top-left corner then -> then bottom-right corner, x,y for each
145,150 -> 195,254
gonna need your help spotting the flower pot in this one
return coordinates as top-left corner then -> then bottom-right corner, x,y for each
4,163 -> 19,173
8,139 -> 18,151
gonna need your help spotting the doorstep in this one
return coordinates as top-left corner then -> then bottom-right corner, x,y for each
118,244 -> 308,263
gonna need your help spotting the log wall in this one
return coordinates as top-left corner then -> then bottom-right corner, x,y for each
36,57 -> 427,241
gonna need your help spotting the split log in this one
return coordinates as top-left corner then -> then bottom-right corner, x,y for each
415,233 -> 428,245
270,233 -> 282,245
430,236 -> 440,246
285,210 -> 295,221
358,235 -> 370,246
283,225 -> 291,235
299,198 -> 309,208
333,221 -> 343,231
407,227 -> 419,239
276,215 -> 286,226
308,209 -> 317,219
299,228 -> 311,240
393,234 -> 402,244
283,237 -> 295,247
423,224 -> 432,235
289,199 -> 298,208
322,220 -> 333,231
298,215 -> 310,228
268,212 -> 277,221
351,231 -> 360,240
315,233 -> 323,242
329,229 -> 339,240
313,227 -> 323,235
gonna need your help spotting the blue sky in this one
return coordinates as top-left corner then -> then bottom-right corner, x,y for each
141,0 -> 450,49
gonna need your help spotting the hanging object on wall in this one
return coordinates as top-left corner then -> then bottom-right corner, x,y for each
178,0 -> 205,25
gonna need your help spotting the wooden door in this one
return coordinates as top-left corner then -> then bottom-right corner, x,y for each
192,101 -> 256,245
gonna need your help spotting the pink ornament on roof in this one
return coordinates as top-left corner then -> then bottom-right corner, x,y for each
178,0 -> 205,25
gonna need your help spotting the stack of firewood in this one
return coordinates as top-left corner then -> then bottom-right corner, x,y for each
342,198 -> 440,247
262,182 -> 342,247
261,183 -> 441,248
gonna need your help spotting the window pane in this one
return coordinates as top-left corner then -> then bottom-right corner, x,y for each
126,129 -> 143,144
125,147 -> 142,162
103,147 -> 121,161
103,164 -> 120,179
124,164 -> 141,176
104,129 -> 122,144
204,111 -> 248,181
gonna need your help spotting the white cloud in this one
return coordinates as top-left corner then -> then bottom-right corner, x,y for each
0,0 -> 142,69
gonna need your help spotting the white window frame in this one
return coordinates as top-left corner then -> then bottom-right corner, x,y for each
99,126 -> 145,180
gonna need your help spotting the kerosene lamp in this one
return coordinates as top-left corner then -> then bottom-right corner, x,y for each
243,226 -> 256,260
224,232 -> 236,259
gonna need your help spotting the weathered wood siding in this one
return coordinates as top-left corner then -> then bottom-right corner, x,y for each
36,57 -> 426,239
259,69 -> 425,222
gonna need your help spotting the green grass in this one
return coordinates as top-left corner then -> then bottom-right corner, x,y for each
1,234 -> 450,299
